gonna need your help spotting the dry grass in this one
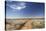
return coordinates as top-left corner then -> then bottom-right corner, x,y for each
6,18 -> 45,30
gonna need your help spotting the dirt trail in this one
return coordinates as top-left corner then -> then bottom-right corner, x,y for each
21,20 -> 32,29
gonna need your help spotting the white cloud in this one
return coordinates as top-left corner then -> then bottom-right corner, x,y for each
6,16 -> 44,19
15,7 -> 22,10
7,2 -> 26,11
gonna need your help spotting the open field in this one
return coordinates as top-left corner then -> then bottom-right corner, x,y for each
6,18 -> 45,30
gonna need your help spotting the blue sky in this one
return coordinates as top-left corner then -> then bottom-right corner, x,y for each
6,1 -> 44,18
